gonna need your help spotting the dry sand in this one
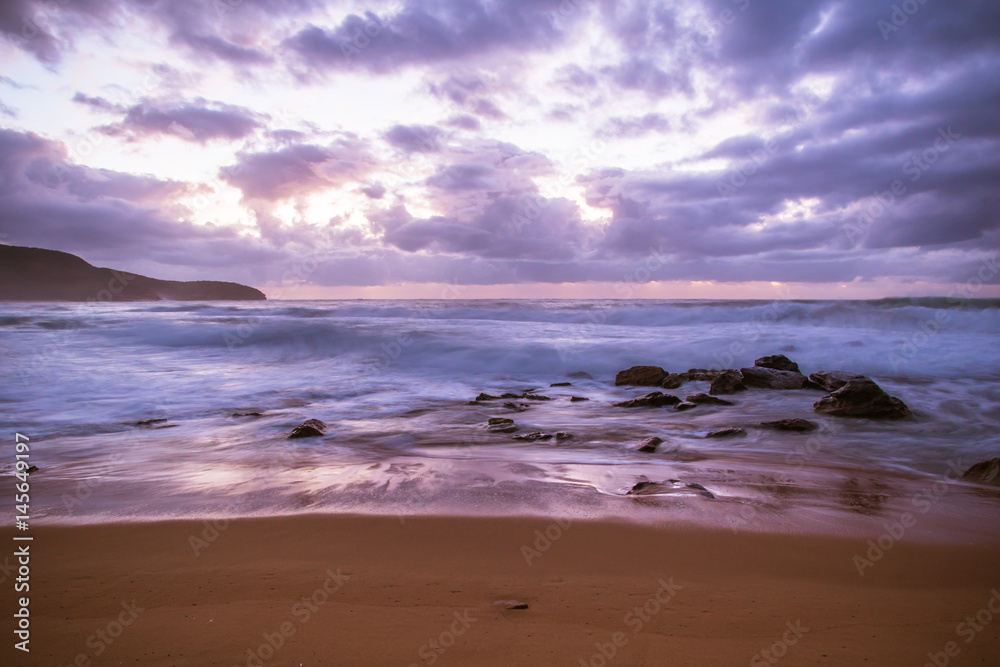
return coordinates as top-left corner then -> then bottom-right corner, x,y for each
5,515 -> 1000,666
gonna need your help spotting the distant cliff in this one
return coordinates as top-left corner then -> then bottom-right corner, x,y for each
0,245 -> 266,301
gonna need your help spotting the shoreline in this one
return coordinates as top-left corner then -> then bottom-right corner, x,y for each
7,514 -> 1000,666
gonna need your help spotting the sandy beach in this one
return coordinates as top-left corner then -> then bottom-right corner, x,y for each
6,515 -> 999,666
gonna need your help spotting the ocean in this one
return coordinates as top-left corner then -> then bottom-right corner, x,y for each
3,298 -> 999,532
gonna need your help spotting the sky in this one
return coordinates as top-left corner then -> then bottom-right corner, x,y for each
1,0 -> 998,299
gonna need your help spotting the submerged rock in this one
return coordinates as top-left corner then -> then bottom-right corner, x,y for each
808,370 -> 867,393
674,402 -> 698,411
487,417 -> 518,433
705,427 -> 746,438
232,411 -> 263,418
134,418 -> 168,427
661,368 -> 722,389
615,366 -> 668,386
521,392 -> 552,401
614,391 -> 681,408
962,458 -> 1000,485
709,370 -> 746,395
475,392 -> 521,402
289,419 -> 327,439
555,432 -> 574,440
550,382 -> 572,387
513,432 -> 553,441
813,378 -> 911,419
627,480 -> 715,499
570,396 -> 590,402
754,354 -> 800,372
637,436 -> 664,453
503,402 -> 531,412
686,393 -> 734,406
567,371 -> 593,379
739,367 -> 808,390
761,418 -> 819,432
661,373 -> 687,389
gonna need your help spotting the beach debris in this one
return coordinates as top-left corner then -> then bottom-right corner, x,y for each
674,402 -> 697,411
570,396 -> 590,402
813,378 -> 911,419
288,419 -> 327,439
550,382 -> 572,387
808,370 -> 868,393
513,432 -> 553,441
739,367 -> 809,390
637,436 -> 663,453
487,418 -> 517,433
685,393 -> 733,406
614,366 -> 668,386
761,418 -> 819,432
502,402 -> 531,412
493,600 -> 529,610
961,458 -> 1000,485
754,354 -> 800,372
709,370 -> 746,395
705,427 -> 746,438
614,391 -> 681,408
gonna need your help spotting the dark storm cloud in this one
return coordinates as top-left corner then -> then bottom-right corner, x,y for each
78,97 -> 266,143
282,0 -> 574,76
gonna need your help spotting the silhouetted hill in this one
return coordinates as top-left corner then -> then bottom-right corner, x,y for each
0,245 -> 266,301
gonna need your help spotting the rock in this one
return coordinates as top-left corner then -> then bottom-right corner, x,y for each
615,366 -> 668,386
739,367 -> 808,390
570,396 -> 590,402
26,465 -> 39,474
503,402 -> 531,412
555,432 -> 574,440
476,392 -> 500,401
754,354 -> 800,372
709,370 -> 746,395
627,480 -> 715,499
637,436 -> 664,453
705,427 -> 746,438
289,419 -> 327,439
813,378 -> 911,419
567,371 -> 593,379
513,432 -> 553,441
614,391 -> 681,408
487,417 -> 518,433
761,418 -> 819,432
232,411 -> 263,418
674,402 -> 697,411
808,370 -> 867,393
521,392 -> 552,401
550,382 -> 572,387
686,393 -> 733,406
961,458 -> 1000,485
661,373 -> 687,389
687,369 -> 722,381
134,418 -> 168,426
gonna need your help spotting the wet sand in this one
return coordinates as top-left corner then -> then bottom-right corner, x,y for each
6,515 -> 1000,666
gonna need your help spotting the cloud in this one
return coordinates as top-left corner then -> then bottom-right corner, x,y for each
384,124 -> 444,153
220,135 -> 376,201
82,97 -> 267,143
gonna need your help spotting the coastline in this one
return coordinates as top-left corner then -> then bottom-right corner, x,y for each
7,514 -> 1000,666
